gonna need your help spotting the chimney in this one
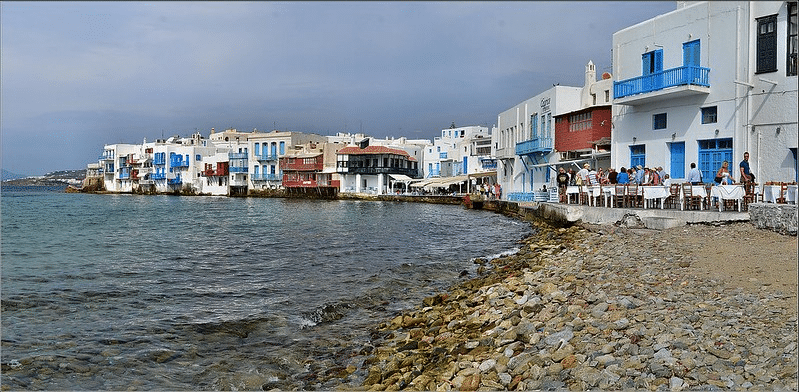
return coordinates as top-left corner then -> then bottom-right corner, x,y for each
585,60 -> 596,88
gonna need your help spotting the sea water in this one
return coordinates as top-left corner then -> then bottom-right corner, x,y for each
1,187 -> 530,390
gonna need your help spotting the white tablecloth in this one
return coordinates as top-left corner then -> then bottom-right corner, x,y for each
710,185 -> 744,211
642,186 -> 670,209
762,184 -> 798,204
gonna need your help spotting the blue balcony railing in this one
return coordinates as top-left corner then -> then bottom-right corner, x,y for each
229,152 -> 248,159
516,138 -> 553,155
614,65 -> 710,99
153,156 -> 166,165
427,169 -> 440,178
252,173 -> 282,181
229,166 -> 248,173
255,154 -> 278,161
168,177 -> 182,185
151,172 -> 166,180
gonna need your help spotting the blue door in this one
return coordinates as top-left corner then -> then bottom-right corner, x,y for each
462,157 -> 468,175
670,142 -> 685,179
698,138 -> 733,182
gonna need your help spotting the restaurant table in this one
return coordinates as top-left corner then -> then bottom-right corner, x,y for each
586,185 -> 613,207
565,186 -> 581,204
710,184 -> 744,211
642,186 -> 670,209
761,184 -> 798,204
680,185 -> 707,210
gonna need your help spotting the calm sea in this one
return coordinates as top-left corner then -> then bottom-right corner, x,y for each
1,186 -> 530,390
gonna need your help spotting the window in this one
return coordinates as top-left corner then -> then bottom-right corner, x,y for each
569,112 -> 592,132
630,145 -> 646,169
683,40 -> 700,67
642,49 -> 663,75
547,113 -> 552,138
701,106 -> 717,124
757,14 -> 778,74
530,114 -> 538,138
653,113 -> 667,130
592,93 -> 597,105
789,1 -> 797,76
605,90 -> 610,102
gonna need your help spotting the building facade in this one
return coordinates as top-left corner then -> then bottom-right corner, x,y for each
336,142 -> 420,195
611,1 -> 798,183
422,125 -> 491,178
495,86 -> 582,198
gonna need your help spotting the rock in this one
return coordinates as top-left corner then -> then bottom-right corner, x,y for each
543,328 -> 573,347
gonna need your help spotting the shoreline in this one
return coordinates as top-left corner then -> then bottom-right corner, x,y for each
322,217 -> 797,391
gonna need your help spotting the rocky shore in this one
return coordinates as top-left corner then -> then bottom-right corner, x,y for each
330,220 -> 797,391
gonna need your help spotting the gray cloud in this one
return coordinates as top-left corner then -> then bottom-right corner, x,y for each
1,1 -> 674,175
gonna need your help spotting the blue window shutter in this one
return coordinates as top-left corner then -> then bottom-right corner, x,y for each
683,40 -> 700,67
654,49 -> 663,72
642,53 -> 651,75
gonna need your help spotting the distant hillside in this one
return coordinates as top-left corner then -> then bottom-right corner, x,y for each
2,169 -> 86,187
1,169 -> 26,181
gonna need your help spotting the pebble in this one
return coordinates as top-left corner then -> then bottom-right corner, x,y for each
344,221 -> 798,391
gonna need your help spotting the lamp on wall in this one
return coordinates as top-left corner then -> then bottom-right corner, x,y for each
671,133 -> 676,140
777,126 -> 781,134
632,137 -> 637,144
715,129 -> 719,137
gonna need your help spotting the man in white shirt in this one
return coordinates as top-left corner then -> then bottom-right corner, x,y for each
686,162 -> 703,185
576,163 -> 590,185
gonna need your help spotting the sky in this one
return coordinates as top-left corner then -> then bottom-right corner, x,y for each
1,1 -> 676,176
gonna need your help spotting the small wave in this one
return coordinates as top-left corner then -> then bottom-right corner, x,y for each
298,302 -> 353,328
471,247 -> 521,263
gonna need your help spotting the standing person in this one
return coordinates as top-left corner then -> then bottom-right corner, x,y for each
588,167 -> 599,186
657,166 -> 666,182
494,183 -> 502,200
650,168 -> 661,186
687,162 -> 703,185
715,161 -> 734,185
634,165 -> 645,184
608,168 -> 618,184
616,167 -> 629,184
556,168 -> 570,202
568,169 -> 577,185
576,163 -> 590,185
739,152 -> 755,183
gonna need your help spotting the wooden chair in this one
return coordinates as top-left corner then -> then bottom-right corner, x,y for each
742,182 -> 757,211
665,184 -> 681,209
776,182 -> 788,204
613,184 -> 626,208
705,183 -> 714,209
682,183 -> 702,210
627,183 -> 641,208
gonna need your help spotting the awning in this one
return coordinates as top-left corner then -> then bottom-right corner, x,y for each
388,174 -> 414,181
468,171 -> 497,178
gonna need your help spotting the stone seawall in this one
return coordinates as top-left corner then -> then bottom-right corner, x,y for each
749,203 -> 798,235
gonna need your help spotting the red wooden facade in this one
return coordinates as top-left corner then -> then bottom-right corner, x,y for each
203,162 -> 229,177
554,106 -> 612,153
280,154 -> 338,188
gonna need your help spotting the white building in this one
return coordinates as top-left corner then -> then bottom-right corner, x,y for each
611,1 -> 798,183
422,125 -> 491,178
248,130 -> 327,190
494,86 -> 582,198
